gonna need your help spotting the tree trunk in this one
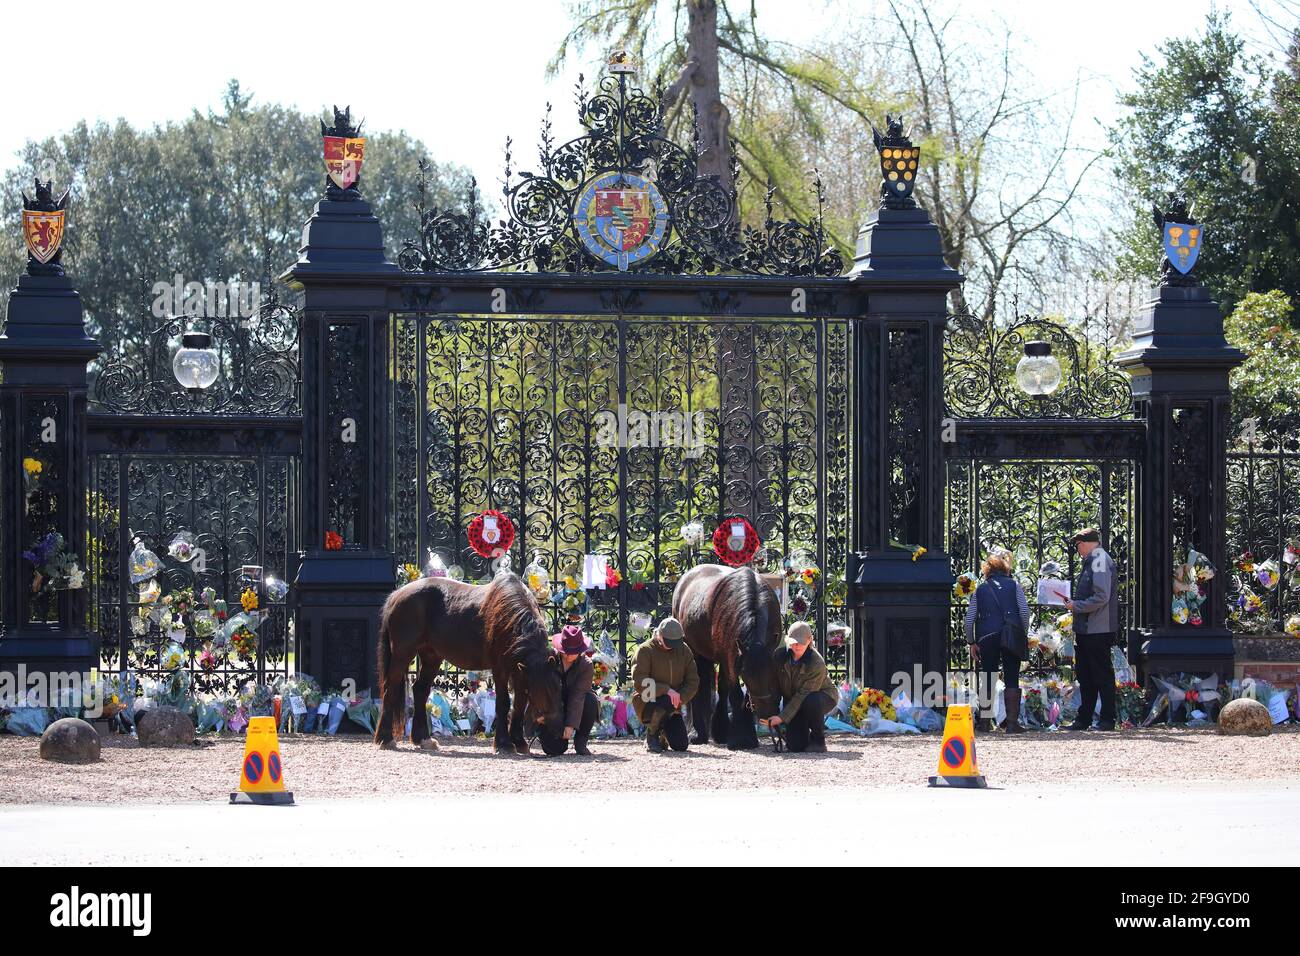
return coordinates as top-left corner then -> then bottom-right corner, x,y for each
686,0 -> 733,193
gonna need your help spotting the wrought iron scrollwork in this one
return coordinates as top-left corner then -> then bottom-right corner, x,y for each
90,286 -> 299,416
943,313 -> 1134,420
399,70 -> 843,277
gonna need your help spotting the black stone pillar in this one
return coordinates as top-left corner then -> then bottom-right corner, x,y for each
1118,281 -> 1242,678
845,118 -> 962,690
283,112 -> 398,696
0,248 -> 100,675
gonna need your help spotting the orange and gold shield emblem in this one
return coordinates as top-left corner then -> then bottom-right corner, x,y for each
23,209 -> 65,264
323,135 -> 366,190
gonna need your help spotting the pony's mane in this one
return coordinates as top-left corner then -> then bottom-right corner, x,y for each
711,566 -> 777,664
483,571 -> 552,666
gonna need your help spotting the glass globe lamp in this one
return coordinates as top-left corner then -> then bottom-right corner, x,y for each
172,332 -> 220,390
1015,341 -> 1061,397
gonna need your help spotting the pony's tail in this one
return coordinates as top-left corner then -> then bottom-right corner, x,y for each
376,604 -> 393,698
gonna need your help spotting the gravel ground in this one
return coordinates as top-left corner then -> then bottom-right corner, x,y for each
2,725 -> 1297,805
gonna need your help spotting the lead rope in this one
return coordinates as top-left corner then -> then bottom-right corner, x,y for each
769,720 -> 786,754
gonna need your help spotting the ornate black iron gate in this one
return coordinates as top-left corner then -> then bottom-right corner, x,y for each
83,292 -> 302,692
942,314 -> 1143,676
390,311 -> 852,673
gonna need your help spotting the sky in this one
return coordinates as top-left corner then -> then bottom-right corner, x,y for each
4,0 -> 1253,189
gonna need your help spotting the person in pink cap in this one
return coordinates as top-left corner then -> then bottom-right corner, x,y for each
539,624 -> 597,756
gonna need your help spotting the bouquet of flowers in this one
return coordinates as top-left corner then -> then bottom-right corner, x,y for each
129,538 -> 162,583
1172,548 -> 1214,626
396,563 -> 421,587
230,625 -> 258,660
524,552 -> 551,603
276,674 -> 322,732
22,532 -> 85,594
952,572 -> 976,601
551,562 -> 588,623
849,687 -> 896,726
167,531 -> 198,563
783,550 -> 820,621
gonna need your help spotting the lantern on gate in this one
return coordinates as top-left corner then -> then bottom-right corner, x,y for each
871,114 -> 919,208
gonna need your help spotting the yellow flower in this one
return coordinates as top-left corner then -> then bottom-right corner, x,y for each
564,575 -> 577,590
912,547 -> 927,562
22,457 -> 42,476
240,588 -> 259,612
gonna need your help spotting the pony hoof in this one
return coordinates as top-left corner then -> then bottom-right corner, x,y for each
493,743 -> 514,756
378,739 -> 398,750
727,739 -> 759,751
417,738 -> 440,751
514,744 -> 532,756
690,734 -> 709,745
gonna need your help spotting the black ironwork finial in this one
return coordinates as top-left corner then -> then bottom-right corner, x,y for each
398,63 -> 843,277
1152,192 -> 1202,287
21,177 -> 70,277
608,49 -> 636,75
321,105 -> 366,202
871,114 -> 919,210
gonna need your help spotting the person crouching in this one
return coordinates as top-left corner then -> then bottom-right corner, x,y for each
765,621 -> 837,753
631,617 -> 699,753
539,624 -> 597,756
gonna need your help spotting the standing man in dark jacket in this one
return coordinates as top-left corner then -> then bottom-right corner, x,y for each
539,624 -> 597,756
1066,527 -> 1119,731
766,621 -> 838,753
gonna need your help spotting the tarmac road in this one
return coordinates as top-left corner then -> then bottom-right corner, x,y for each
1,781 -> 1295,865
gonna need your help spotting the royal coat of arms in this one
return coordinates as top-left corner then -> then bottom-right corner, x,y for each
574,172 -> 669,271
21,179 -> 70,275
321,105 -> 365,196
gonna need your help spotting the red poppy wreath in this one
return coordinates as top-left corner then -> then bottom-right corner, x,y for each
467,509 -> 516,558
712,516 -> 760,567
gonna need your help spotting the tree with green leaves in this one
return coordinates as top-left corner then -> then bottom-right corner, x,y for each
553,0 -> 1099,318
1111,13 -> 1300,314
0,80 -> 471,352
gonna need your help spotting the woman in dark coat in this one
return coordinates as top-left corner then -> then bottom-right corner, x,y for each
964,549 -> 1031,734
539,625 -> 597,756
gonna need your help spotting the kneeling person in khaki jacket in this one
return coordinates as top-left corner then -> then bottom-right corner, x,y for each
631,617 -> 700,753
766,622 -> 837,753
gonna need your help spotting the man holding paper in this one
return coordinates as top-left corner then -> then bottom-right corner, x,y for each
1065,527 -> 1119,731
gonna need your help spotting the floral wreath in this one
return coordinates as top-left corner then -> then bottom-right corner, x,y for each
467,509 -> 516,558
712,516 -> 760,567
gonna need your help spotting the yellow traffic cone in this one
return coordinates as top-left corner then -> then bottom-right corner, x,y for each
230,715 -> 295,805
927,704 -> 987,788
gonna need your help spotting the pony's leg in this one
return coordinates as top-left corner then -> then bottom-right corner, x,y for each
726,680 -> 759,751
509,683 -> 532,756
377,652 -> 412,750
691,657 -> 716,745
492,668 -> 513,755
711,663 -> 731,745
411,649 -> 441,751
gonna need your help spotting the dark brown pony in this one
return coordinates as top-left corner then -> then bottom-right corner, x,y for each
672,564 -> 783,750
375,570 -> 564,754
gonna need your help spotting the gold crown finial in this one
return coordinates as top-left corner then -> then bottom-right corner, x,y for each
609,49 -> 636,74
